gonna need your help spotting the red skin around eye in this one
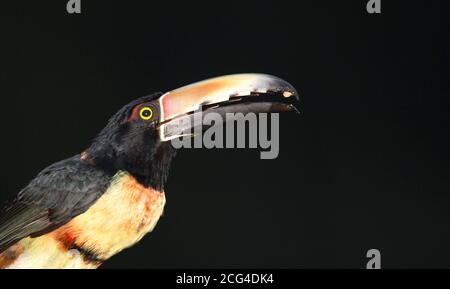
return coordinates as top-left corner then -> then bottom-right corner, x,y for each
128,105 -> 142,122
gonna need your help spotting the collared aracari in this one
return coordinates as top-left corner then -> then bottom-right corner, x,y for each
0,74 -> 299,269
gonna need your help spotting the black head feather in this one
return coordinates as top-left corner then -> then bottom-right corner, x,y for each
86,93 -> 176,191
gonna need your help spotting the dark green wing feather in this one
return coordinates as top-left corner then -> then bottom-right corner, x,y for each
0,155 -> 111,253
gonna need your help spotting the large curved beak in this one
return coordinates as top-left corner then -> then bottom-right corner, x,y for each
157,73 -> 300,141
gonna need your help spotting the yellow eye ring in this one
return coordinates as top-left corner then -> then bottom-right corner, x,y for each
139,107 -> 153,120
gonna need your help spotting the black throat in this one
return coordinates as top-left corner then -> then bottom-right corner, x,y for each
127,142 -> 177,191
86,134 -> 177,192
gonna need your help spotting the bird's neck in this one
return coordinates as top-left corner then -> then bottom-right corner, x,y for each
128,143 -> 177,191
84,142 -> 176,191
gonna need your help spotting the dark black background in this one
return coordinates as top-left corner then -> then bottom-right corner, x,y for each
0,0 -> 448,268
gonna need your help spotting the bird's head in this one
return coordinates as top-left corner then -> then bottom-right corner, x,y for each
85,74 -> 300,190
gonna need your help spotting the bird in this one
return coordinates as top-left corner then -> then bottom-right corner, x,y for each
0,74 -> 299,269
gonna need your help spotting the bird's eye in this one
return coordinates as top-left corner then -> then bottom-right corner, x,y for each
139,107 -> 153,120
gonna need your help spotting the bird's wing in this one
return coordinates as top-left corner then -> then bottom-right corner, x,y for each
0,155 -> 111,252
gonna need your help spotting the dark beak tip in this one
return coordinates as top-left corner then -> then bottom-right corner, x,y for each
271,76 -> 300,102
279,86 -> 300,114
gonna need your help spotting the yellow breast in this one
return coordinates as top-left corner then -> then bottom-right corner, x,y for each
1,171 -> 166,269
